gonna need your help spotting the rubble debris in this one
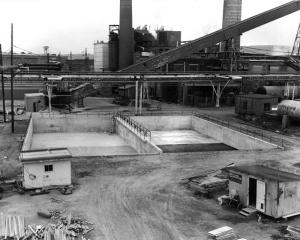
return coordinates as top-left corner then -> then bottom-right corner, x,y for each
35,210 -> 93,240
186,175 -> 228,197
287,226 -> 300,239
0,213 -> 26,239
0,211 -> 93,240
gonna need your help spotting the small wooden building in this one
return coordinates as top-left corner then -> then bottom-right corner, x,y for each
20,149 -> 72,189
24,93 -> 46,112
226,165 -> 300,218
235,94 -> 278,116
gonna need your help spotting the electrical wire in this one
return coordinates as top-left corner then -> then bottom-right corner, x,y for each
13,45 -> 36,54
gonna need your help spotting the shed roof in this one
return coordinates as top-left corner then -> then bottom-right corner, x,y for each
20,148 -> 72,163
227,165 -> 300,182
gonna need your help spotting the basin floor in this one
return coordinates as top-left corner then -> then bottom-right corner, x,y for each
151,130 -> 219,145
31,133 -> 137,156
151,130 -> 235,153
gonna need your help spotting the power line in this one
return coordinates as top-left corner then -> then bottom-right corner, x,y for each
13,45 -> 36,54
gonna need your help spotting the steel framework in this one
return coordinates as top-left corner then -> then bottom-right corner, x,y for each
121,0 -> 300,72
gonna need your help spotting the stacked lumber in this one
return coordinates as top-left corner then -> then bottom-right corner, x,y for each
0,213 -> 26,239
208,226 -> 237,240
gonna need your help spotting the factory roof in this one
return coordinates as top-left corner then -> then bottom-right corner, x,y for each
227,165 -> 300,182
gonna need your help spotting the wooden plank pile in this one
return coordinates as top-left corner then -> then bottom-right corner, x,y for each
208,226 -> 248,240
0,213 -> 26,239
208,226 -> 237,240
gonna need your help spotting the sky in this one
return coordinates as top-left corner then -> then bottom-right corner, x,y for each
0,0 -> 299,54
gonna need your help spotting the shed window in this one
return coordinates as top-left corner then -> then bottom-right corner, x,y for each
44,165 -> 53,172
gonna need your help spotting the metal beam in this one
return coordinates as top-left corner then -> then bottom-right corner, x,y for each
120,0 -> 300,72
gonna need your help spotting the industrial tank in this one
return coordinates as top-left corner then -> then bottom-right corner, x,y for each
278,100 -> 300,119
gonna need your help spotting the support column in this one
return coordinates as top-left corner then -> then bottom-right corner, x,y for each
292,82 -> 296,100
284,81 -> 290,99
0,44 -> 6,122
182,84 -> 188,105
282,115 -> 290,129
139,82 -> 143,115
216,82 -> 221,108
135,80 -> 138,115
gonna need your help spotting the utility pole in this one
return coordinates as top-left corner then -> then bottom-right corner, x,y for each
0,44 -> 6,122
10,23 -> 14,133
70,52 -> 73,72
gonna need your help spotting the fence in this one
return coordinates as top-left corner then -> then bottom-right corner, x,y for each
113,112 -> 151,141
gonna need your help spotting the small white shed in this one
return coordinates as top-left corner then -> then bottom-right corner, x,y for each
20,149 -> 72,189
226,165 -> 300,219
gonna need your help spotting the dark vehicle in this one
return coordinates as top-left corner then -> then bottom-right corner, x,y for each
113,96 -> 130,106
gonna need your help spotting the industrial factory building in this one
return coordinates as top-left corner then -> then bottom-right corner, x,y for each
1,0 -> 300,239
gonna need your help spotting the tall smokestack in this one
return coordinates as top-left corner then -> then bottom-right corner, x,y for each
119,0 -> 134,69
222,0 -> 242,50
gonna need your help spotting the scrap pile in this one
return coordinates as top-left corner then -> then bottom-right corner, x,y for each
0,212 -> 93,240
26,212 -> 93,240
187,175 -> 228,197
0,213 -> 26,239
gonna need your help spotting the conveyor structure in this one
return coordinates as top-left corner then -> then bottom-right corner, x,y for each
121,0 -> 300,72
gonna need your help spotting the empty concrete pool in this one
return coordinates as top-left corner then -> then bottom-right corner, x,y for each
131,115 -> 279,153
20,113 -> 280,162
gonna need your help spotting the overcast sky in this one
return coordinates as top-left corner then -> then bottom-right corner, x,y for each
0,0 -> 299,54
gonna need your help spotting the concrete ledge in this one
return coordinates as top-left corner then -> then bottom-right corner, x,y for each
32,113 -> 113,133
22,117 -> 33,151
116,119 -> 162,154
131,116 -> 192,131
192,116 -> 279,150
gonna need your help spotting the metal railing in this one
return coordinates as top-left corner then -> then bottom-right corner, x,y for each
192,112 -> 285,148
113,112 -> 151,141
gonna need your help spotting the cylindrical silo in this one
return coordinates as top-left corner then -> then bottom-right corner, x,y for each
119,0 -> 134,70
222,0 -> 242,50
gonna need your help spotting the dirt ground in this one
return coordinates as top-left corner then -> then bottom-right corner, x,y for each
2,101 -> 300,239
3,150 -> 300,240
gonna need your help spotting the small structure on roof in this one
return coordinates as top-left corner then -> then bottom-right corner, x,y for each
20,148 -> 72,189
226,164 -> 300,218
235,94 -> 278,116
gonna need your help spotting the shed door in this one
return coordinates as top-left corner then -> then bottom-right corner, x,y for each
256,180 -> 266,212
